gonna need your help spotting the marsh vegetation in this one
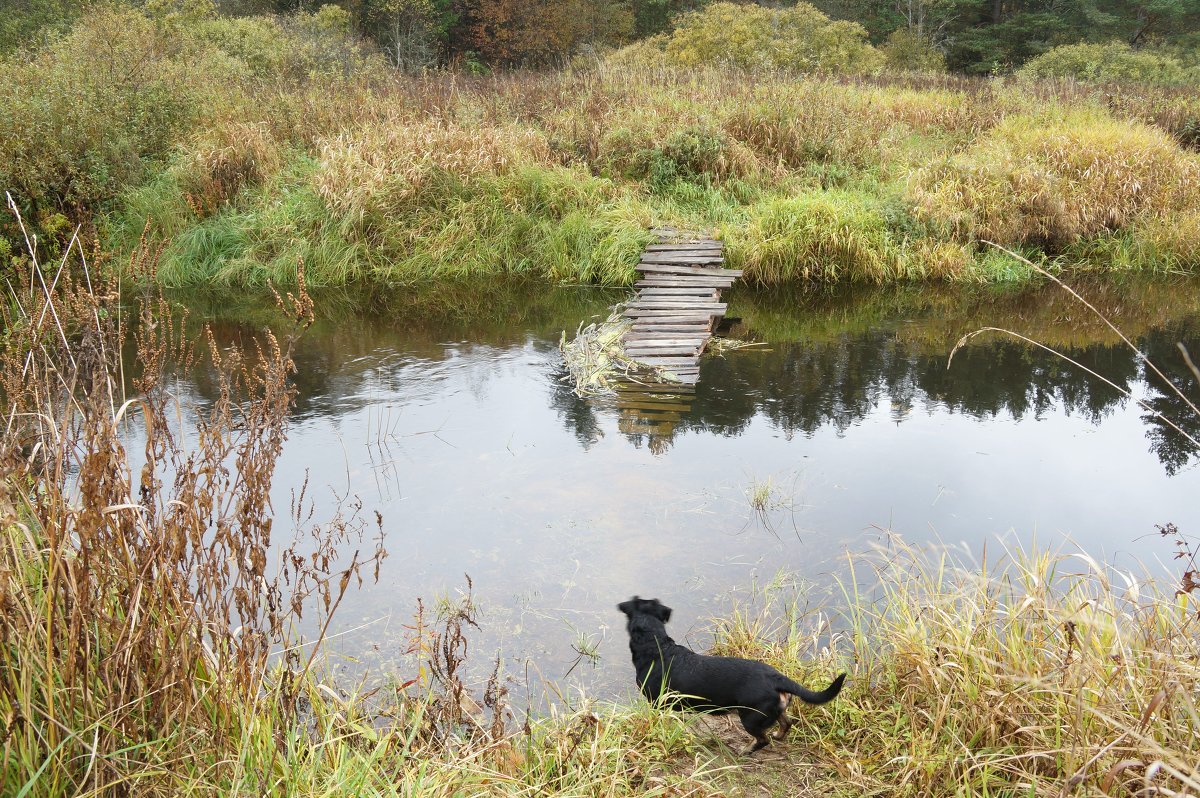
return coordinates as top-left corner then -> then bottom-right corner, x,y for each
3,4 -> 1200,288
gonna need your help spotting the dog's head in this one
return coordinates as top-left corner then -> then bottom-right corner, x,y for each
617,596 -> 672,623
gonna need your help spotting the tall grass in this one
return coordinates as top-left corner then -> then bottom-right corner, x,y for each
711,533 -> 1200,796
0,197 -> 387,795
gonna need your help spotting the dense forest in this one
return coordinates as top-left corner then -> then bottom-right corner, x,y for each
4,0 -> 1199,74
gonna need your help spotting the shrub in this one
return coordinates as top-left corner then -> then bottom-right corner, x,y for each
0,6 -> 230,215
624,127 -> 763,187
192,6 -> 384,81
1018,41 -> 1198,87
910,109 -> 1200,250
881,28 -> 946,73
662,2 -> 883,75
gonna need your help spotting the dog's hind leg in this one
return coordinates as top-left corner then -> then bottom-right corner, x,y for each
773,694 -> 793,740
736,708 -> 773,755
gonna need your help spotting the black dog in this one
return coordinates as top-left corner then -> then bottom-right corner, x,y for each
618,596 -> 846,754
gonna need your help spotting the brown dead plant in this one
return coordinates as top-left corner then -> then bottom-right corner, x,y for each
0,193 -> 385,797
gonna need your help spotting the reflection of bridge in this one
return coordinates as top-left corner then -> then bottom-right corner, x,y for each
620,229 -> 741,385
616,381 -> 695,453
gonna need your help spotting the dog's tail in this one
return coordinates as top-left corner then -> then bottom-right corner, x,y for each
777,672 -> 846,704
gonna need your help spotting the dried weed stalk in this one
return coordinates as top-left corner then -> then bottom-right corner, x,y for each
0,194 -> 384,796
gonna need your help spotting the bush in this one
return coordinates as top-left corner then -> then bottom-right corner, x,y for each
662,2 -> 883,75
1018,41 -> 1198,87
0,7 -> 230,215
192,5 -> 384,81
910,109 -> 1200,250
881,28 -> 946,73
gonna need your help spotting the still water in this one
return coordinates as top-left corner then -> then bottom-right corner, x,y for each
173,278 -> 1200,701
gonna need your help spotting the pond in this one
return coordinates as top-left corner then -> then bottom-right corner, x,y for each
168,277 -> 1200,703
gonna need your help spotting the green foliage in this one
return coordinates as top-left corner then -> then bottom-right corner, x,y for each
663,1 -> 884,74
0,6 -> 226,215
733,189 -> 965,283
0,0 -> 81,54
1018,41 -> 1199,86
190,5 -> 383,80
629,127 -> 733,189
880,28 -> 945,72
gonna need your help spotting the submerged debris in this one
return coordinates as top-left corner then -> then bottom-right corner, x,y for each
705,336 -> 769,356
559,310 -> 636,396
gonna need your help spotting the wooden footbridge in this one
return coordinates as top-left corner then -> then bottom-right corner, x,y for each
620,229 -> 742,385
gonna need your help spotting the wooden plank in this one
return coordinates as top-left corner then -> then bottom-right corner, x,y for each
645,243 -> 723,252
637,288 -> 720,297
635,277 -> 735,287
626,302 -> 727,312
624,340 -> 708,349
638,284 -> 720,290
623,330 -> 708,339
628,343 -> 700,352
641,249 -> 724,258
625,345 -> 706,354
635,272 -> 734,280
637,263 -> 742,277
619,401 -> 691,413
628,297 -> 725,304
622,335 -> 708,345
620,406 -> 683,418
622,311 -> 721,320
628,303 -> 720,312
640,255 -> 725,265
630,326 -> 710,333
628,296 -> 727,304
631,320 -> 711,326
614,382 -> 694,393
633,356 -> 699,366
630,329 -> 711,337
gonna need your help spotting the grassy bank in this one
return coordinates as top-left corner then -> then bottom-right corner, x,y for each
3,7 -> 1200,288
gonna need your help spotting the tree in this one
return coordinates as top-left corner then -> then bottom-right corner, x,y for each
368,0 -> 440,70
449,0 -> 631,66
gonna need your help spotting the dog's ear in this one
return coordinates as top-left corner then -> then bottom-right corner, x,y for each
645,599 -> 672,623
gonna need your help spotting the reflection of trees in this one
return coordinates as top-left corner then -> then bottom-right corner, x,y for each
1138,321 -> 1200,476
548,373 -> 604,449
146,285 -> 1199,475
668,327 -> 1198,474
